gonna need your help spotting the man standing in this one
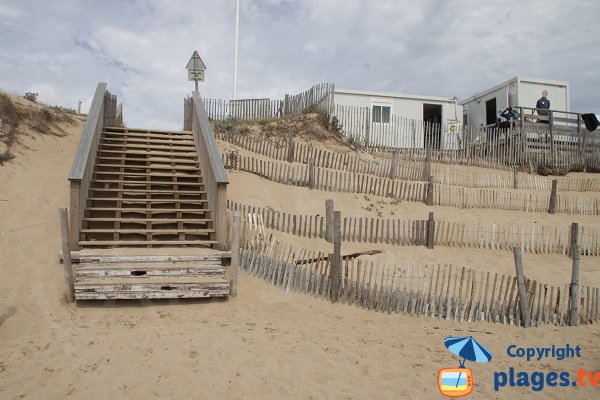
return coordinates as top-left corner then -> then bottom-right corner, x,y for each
534,90 -> 551,123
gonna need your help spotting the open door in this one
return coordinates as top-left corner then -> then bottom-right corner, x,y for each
485,98 -> 497,125
423,103 -> 442,149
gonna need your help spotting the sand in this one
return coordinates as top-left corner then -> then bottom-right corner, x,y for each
0,120 -> 599,399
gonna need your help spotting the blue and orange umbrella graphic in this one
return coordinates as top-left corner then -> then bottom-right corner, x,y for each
438,336 -> 493,397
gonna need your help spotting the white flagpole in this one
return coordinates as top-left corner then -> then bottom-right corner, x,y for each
233,0 -> 240,100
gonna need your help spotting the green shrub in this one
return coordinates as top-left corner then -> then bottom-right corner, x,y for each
23,92 -> 38,102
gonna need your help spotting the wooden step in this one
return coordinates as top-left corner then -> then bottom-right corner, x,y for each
95,163 -> 201,172
101,137 -> 195,146
75,253 -> 228,263
74,276 -> 230,300
98,149 -> 198,158
84,217 -> 211,223
93,171 -> 202,178
92,179 -> 204,187
81,228 -> 215,234
85,207 -> 209,214
78,240 -> 218,247
105,127 -> 192,136
76,261 -> 224,279
103,131 -> 193,141
99,143 -> 196,152
97,156 -> 199,165
88,198 -> 208,204
90,188 -> 206,195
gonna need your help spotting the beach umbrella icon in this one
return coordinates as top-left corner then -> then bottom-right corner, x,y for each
445,336 -> 493,367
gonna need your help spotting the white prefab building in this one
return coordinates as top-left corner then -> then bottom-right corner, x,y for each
460,76 -> 570,132
333,88 -> 463,150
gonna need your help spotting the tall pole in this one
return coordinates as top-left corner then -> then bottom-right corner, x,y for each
233,0 -> 240,100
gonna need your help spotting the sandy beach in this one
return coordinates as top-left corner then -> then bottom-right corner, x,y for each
0,116 -> 599,399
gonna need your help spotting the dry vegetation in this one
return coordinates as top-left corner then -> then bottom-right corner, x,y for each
211,110 -> 352,150
0,92 -> 80,164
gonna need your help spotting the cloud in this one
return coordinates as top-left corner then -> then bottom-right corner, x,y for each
0,0 -> 599,129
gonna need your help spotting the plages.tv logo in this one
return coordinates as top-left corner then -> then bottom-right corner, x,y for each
438,336 -> 493,397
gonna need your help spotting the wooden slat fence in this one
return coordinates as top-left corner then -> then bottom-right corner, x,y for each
235,233 -> 600,326
284,83 -> 334,116
222,152 -> 600,215
202,83 -> 334,122
215,131 -> 600,192
433,185 -> 600,215
222,153 -> 426,201
226,201 -> 600,256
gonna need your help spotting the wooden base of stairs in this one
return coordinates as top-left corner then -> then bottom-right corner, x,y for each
73,252 -> 230,300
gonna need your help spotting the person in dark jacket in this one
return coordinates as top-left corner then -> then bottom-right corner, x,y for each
534,90 -> 550,123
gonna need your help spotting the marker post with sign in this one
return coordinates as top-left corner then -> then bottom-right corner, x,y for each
186,50 -> 207,92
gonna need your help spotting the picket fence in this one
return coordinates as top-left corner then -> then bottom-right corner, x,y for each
215,131 -> 600,192
222,152 -> 600,215
226,200 -> 600,256
201,83 -> 335,121
236,234 -> 600,327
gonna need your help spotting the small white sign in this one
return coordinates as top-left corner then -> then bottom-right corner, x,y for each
188,70 -> 205,81
186,50 -> 206,82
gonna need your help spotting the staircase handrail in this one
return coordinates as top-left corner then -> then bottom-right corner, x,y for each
67,82 -> 108,250
191,91 -> 229,249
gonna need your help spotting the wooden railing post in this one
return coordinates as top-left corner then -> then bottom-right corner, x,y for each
287,127 -> 295,163
59,208 -> 75,303
426,212 -> 435,249
570,222 -> 579,259
389,149 -> 399,179
513,247 -> 530,328
549,111 -> 555,166
308,160 -> 315,189
423,145 -> 432,181
364,107 -> 371,149
331,210 -> 342,303
513,169 -> 520,189
569,244 -> 580,326
426,176 -> 434,206
325,199 -> 334,243
548,179 -> 558,214
230,211 -> 241,297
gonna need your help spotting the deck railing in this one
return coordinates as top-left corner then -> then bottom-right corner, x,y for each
68,83 -> 122,250
191,91 -> 229,249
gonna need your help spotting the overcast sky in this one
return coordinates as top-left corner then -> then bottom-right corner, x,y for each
1,0 -> 598,129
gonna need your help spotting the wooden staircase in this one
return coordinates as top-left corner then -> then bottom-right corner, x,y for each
73,126 -> 230,300
81,127 -> 217,248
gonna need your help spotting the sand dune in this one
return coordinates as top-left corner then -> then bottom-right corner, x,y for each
0,118 -> 599,399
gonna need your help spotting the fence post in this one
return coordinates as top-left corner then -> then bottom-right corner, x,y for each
548,179 -> 558,214
423,145 -> 432,181
183,97 -> 192,131
570,222 -> 579,259
426,212 -> 435,249
426,176 -> 434,206
308,160 -> 315,189
389,149 -> 399,179
325,199 -> 334,243
331,210 -> 342,303
513,169 -> 520,189
59,208 -> 75,303
287,127 -> 295,163
364,107 -> 370,150
230,211 -> 241,297
513,247 -> 530,328
569,245 -> 580,326
549,111 -> 555,166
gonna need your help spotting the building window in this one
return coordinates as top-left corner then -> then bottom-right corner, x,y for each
372,105 -> 391,123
